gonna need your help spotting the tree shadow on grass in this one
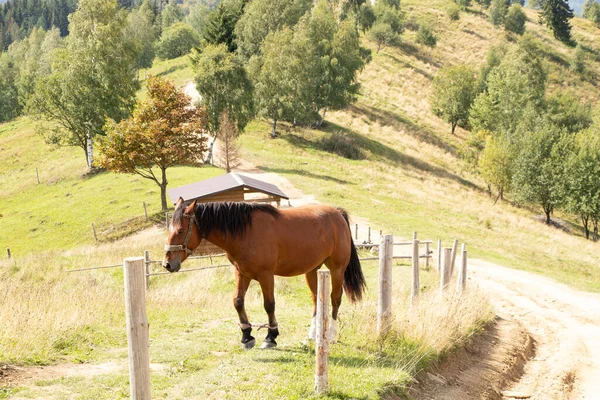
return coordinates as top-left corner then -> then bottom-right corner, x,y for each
258,165 -> 351,185
397,41 -> 441,69
277,121 -> 479,191
156,63 -> 188,78
380,52 -> 434,80
346,104 -> 457,156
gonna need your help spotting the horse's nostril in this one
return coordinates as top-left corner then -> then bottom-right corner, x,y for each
165,263 -> 171,271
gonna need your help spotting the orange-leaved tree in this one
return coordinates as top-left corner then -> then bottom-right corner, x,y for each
97,76 -> 208,211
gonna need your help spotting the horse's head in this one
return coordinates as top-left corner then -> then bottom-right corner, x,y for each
163,197 -> 201,273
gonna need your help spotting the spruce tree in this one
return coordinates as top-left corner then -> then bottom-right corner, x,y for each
540,0 -> 573,43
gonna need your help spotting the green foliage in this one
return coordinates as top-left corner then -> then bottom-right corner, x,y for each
234,0 -> 312,61
562,129 -> 600,240
447,3 -> 461,20
201,0 -> 245,53
587,3 -> 600,25
431,64 -> 477,134
454,0 -> 471,10
191,43 -> 254,136
512,117 -> 565,223
478,135 -> 513,201
370,21 -> 399,51
489,0 -> 508,27
547,91 -> 592,133
0,54 -> 20,122
185,2 -> 212,34
161,1 -> 183,31
416,24 -> 437,47
477,44 -> 507,92
582,0 -> 596,18
156,22 -> 200,60
358,2 -> 377,32
0,0 -> 76,50
505,4 -> 527,35
570,44 -> 585,73
249,1 -> 366,133
470,39 -> 546,135
248,28 -> 298,137
373,1 -> 404,34
540,0 -> 574,43
475,0 -> 492,9
126,0 -> 158,70
28,0 -> 140,167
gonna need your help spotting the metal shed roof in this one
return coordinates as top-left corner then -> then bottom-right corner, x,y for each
167,172 -> 289,204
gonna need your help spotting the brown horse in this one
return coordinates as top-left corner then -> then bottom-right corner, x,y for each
163,198 -> 366,349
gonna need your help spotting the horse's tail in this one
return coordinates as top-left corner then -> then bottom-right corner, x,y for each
337,208 -> 366,303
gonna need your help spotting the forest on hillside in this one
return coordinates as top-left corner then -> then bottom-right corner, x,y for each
1,0 -> 600,239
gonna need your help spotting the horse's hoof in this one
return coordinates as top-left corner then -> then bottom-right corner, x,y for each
261,340 -> 277,349
242,338 -> 255,350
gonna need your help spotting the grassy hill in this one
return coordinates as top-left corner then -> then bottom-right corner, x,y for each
1,1 -> 600,398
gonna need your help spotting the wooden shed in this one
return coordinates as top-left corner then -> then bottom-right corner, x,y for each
167,172 -> 289,254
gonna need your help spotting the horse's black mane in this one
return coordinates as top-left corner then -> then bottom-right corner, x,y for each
174,201 -> 280,238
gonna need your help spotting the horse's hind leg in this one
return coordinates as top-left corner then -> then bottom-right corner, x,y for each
257,273 -> 279,349
305,267 -> 319,341
327,266 -> 346,343
234,270 -> 255,350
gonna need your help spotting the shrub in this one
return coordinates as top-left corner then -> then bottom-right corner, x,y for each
156,22 -> 200,60
447,3 -> 461,20
570,44 -> 585,73
416,24 -> 437,47
505,4 -> 526,35
320,132 -> 365,160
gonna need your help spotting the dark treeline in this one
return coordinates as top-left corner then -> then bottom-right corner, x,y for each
0,0 -> 76,50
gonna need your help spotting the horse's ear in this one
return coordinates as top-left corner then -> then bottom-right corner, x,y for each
175,197 -> 184,208
186,198 -> 198,213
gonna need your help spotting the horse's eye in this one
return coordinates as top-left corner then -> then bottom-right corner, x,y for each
177,230 -> 183,235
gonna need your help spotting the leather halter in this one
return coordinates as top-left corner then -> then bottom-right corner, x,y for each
164,213 -> 196,255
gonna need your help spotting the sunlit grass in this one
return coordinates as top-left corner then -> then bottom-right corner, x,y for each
0,230 -> 491,398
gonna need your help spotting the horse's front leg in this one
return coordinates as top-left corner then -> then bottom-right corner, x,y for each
257,273 -> 279,349
234,270 -> 255,350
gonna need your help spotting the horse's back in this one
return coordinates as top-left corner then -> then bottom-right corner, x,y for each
270,205 -> 352,276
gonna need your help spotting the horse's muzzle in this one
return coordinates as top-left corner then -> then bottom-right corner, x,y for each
163,256 -> 181,273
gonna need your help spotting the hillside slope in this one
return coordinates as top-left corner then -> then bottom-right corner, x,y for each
238,2 -> 600,291
1,2 -> 599,284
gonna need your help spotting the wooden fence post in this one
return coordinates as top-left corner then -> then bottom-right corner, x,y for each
411,239 -> 420,306
368,226 -> 371,243
424,242 -> 430,270
440,248 -> 452,297
377,234 -> 393,336
315,270 -> 331,395
413,231 -> 417,240
36,167 -> 40,184
457,244 -> 467,293
143,202 -> 148,221
450,238 -> 458,277
123,257 -> 151,400
436,239 -> 441,274
144,250 -> 151,290
7,249 -> 11,259
355,224 -> 358,241
165,212 -> 169,230
91,223 -> 98,242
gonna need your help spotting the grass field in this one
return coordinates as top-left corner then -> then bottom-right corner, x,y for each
0,230 -> 492,399
1,1 -> 600,398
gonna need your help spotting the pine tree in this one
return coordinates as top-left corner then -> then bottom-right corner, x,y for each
540,0 -> 573,43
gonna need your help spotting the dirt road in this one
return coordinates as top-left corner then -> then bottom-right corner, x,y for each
469,259 -> 600,399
